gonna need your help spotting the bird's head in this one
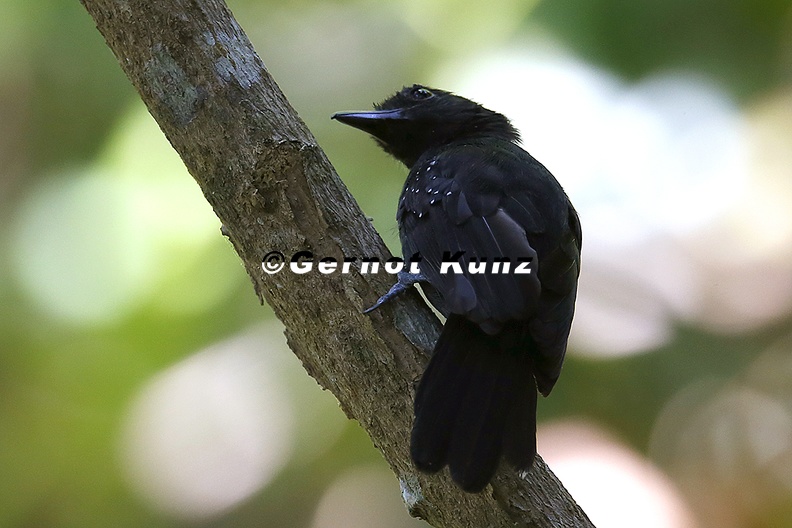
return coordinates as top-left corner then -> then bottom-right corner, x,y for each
332,84 -> 519,167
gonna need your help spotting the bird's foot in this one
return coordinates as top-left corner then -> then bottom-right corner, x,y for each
364,271 -> 427,314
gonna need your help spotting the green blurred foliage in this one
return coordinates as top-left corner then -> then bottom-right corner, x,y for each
531,0 -> 792,98
0,0 -> 791,527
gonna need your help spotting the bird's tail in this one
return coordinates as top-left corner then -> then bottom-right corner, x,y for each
410,314 -> 537,492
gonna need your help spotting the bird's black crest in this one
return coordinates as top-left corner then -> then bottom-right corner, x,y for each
376,84 -> 520,142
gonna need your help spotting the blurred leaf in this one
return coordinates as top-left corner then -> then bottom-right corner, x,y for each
532,0 -> 792,98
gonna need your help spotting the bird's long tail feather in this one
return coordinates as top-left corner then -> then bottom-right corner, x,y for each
410,315 -> 537,492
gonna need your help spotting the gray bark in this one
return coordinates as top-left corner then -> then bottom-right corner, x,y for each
80,1 -> 594,526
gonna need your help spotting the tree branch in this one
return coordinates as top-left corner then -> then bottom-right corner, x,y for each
80,1 -> 594,526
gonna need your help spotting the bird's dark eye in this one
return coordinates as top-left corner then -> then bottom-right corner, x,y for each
411,87 -> 434,100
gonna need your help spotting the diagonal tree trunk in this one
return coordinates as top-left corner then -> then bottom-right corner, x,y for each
79,1 -> 594,526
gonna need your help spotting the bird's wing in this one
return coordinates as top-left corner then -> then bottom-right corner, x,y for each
398,142 -> 581,394
527,204 -> 581,394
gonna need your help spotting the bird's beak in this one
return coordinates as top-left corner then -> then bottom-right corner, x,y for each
331,109 -> 407,137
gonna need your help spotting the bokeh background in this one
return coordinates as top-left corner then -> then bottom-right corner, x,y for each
2,0 -> 792,526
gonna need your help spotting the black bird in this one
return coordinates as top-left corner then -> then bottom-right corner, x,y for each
332,85 -> 581,493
